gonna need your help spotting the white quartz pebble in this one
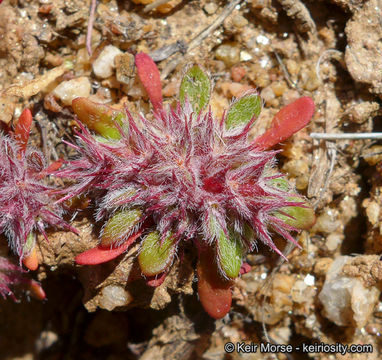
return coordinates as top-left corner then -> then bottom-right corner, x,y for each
92,45 -> 122,79
319,256 -> 380,328
52,76 -> 91,106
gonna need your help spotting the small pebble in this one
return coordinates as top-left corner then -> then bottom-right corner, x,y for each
314,257 -> 333,276
132,0 -> 181,13
93,45 -> 122,79
271,81 -> 287,97
0,96 -> 16,124
248,63 -> 270,88
220,82 -> 253,98
285,59 -> 299,76
348,101 -> 379,124
291,280 -> 308,303
44,53 -> 63,67
232,14 -> 248,28
231,66 -> 246,82
256,34 -> 270,45
99,285 -> 133,311
313,208 -> 341,234
299,66 -> 320,91
204,2 -> 218,15
240,51 -> 252,62
52,77 -> 91,106
282,89 -> 300,105
272,273 -> 295,293
363,199 -> 380,226
365,323 -> 381,336
304,274 -> 315,286
319,256 -> 380,328
260,86 -> 275,105
115,53 -> 135,85
35,331 -> 58,352
325,233 -> 342,252
215,43 -> 240,67
162,78 -> 179,97
75,48 -> 91,73
363,145 -> 382,166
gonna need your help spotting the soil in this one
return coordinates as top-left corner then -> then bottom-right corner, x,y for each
1,0 -> 382,359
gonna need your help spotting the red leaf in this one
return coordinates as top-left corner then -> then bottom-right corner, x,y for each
75,231 -> 142,265
14,108 -> 33,155
22,247 -> 39,271
135,53 -> 163,113
28,280 -> 46,300
254,97 -> 314,150
197,248 -> 232,319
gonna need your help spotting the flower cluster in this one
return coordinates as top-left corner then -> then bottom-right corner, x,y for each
58,53 -> 315,318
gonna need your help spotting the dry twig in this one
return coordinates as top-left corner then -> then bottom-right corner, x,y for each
274,51 -> 300,90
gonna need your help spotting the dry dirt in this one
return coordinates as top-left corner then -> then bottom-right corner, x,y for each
1,0 -> 382,359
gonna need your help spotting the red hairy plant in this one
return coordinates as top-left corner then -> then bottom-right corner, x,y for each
59,53 -> 315,318
0,109 -> 73,271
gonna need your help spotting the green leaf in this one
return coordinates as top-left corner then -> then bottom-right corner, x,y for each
268,178 -> 316,230
138,231 -> 177,276
209,213 -> 243,279
101,209 -> 143,247
225,93 -> 262,131
275,196 -> 316,230
179,65 -> 211,113
268,177 -> 290,192
72,97 -> 126,140
216,228 -> 243,279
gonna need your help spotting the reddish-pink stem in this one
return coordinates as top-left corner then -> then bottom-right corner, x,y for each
86,0 -> 97,56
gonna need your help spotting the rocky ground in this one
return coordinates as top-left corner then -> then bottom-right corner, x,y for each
1,0 -> 382,359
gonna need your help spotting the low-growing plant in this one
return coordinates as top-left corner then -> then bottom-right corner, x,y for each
0,109 -> 74,271
59,53 -> 315,318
